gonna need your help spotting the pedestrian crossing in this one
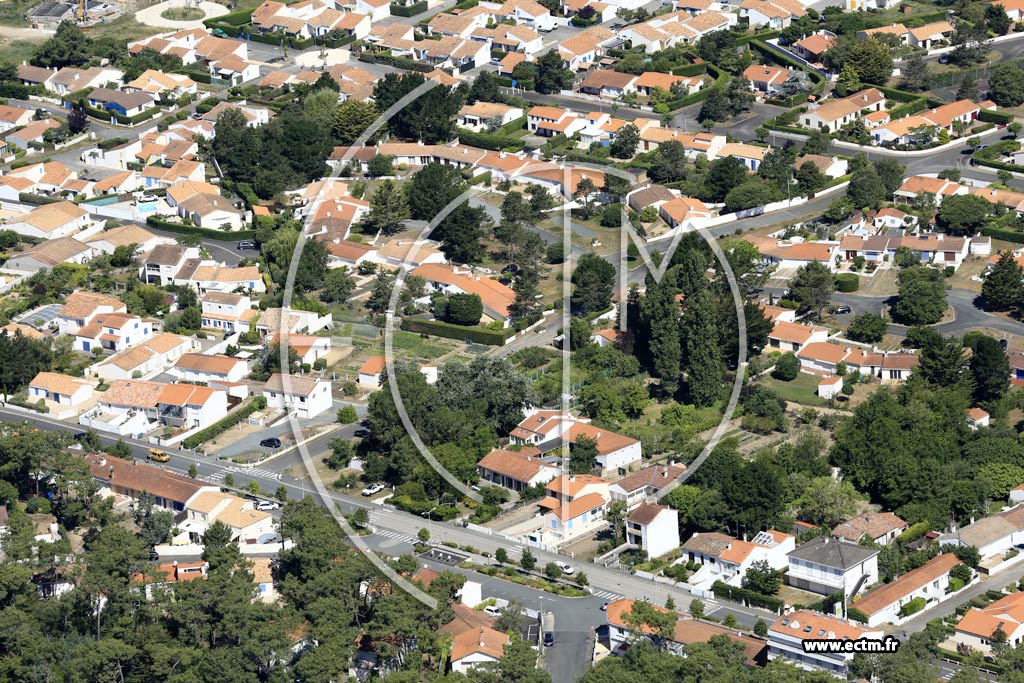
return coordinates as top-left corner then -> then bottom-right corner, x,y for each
591,589 -> 622,601
206,467 -> 283,484
374,528 -> 416,544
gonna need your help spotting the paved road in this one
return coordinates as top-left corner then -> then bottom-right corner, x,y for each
833,288 -> 1024,338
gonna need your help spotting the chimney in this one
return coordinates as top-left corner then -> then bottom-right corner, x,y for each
569,475 -> 575,482
109,465 -> 114,479
479,630 -> 486,648
99,457 -> 106,466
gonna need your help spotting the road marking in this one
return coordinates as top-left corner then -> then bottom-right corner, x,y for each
592,589 -> 622,600
375,529 -> 416,544
227,466 -> 282,480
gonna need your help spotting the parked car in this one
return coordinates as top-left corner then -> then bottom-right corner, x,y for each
600,602 -> 609,611
147,448 -> 170,463
555,561 -> 574,575
237,240 -> 258,250
938,54 -> 950,64
138,194 -> 159,203
543,632 -> 554,647
483,605 -> 502,617
255,500 -> 280,511
150,548 -> 160,560
831,304 -> 851,315
260,437 -> 282,448
353,429 -> 369,438
362,482 -> 387,496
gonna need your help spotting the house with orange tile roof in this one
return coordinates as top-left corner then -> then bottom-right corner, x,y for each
767,320 -> 828,352
527,106 -> 586,137
411,263 -> 517,326
170,353 -> 249,384
743,64 -> 791,94
124,69 -> 198,98
955,590 -> 1024,653
853,552 -> 962,626
91,333 -> 194,382
800,88 -> 887,133
880,352 -> 919,383
605,597 -> 767,663
758,303 -> 796,323
457,101 -> 525,132
87,452 -> 217,511
609,463 -> 687,509
184,490 -> 275,543
589,327 -> 618,347
156,382 -> 229,430
874,99 -> 987,146
894,175 -> 968,205
74,311 -> 155,354
451,626 -> 509,673
658,196 -> 714,229
797,341 -> 853,376
29,372 -> 94,410
791,32 -> 836,63
682,529 -> 795,587
740,0 -> 805,29
768,610 -> 883,676
833,511 -> 907,546
0,104 -> 37,134
818,375 -> 842,399
6,201 -> 92,240
995,0 -> 1024,21
262,372 -> 333,418
57,291 -> 127,336
358,355 -> 388,386
80,377 -> 225,436
5,118 -> 61,150
558,26 -> 616,68
198,291 -> 258,334
968,406 -> 990,430
270,332 -> 331,366
477,447 -> 558,492
510,410 -> 642,472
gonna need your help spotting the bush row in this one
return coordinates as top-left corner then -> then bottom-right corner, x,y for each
454,127 -> 525,151
146,215 -> 257,241
400,317 -> 515,345
711,580 -> 785,612
390,1 -> 428,16
183,397 -> 267,449
980,224 -> 1024,244
203,8 -> 253,26
358,52 -> 434,72
979,109 -> 1014,125
836,273 -> 859,292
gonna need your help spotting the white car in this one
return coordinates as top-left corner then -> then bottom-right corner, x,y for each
361,482 -> 387,496
138,194 -> 159,203
555,561 -> 574,575
483,605 -> 503,617
255,500 -> 280,511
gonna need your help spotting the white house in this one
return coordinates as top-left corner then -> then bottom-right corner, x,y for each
786,536 -> 879,598
767,321 -> 828,353
457,102 -> 525,132
768,611 -> 883,677
450,626 -> 509,674
509,409 -> 642,472
625,503 -> 680,558
939,505 -> 1024,560
800,89 -> 887,134
853,553 -> 960,627
681,530 -> 795,587
28,372 -> 94,408
91,333 -> 193,382
200,292 -> 258,334
262,373 -> 332,419
57,291 -> 127,336
955,590 -> 1024,654
184,490 -> 275,543
608,464 -> 686,510
74,312 -> 154,353
170,353 -> 249,384
6,202 -> 91,240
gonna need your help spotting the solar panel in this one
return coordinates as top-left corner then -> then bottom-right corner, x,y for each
15,303 -> 62,329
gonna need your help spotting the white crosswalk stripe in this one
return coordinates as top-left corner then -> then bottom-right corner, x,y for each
374,528 -> 416,543
226,466 -> 282,481
207,471 -> 226,482
592,589 -> 622,601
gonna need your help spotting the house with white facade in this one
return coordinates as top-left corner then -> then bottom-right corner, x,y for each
939,505 -> 1024,560
625,503 -> 680,558
832,511 -> 908,546
768,611 -> 883,677
509,409 -> 642,472
170,353 -> 249,384
183,490 -> 275,543
477,447 -> 559,492
57,291 -> 127,336
800,88 -> 887,133
450,626 -> 509,674
262,373 -> 332,419
681,530 -> 795,587
955,590 -> 1024,654
853,553 -> 961,627
608,463 -> 686,509
786,536 -> 879,598
28,372 -> 94,410
74,312 -> 154,353
6,201 -> 91,240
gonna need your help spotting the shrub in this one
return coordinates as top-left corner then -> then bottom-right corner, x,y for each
337,405 -> 358,424
847,607 -> 869,623
899,597 -> 926,617
182,397 -> 266,449
836,273 -> 859,292
772,353 -> 800,381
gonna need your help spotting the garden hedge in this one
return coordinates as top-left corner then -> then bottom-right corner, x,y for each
836,273 -> 859,292
454,128 -> 525,151
203,8 -> 253,26
400,318 -> 515,345
979,109 -> 1014,125
146,216 -> 257,241
390,1 -> 428,16
711,580 -> 784,612
183,397 -> 266,449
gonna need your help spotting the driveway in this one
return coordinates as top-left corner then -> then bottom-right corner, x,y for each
135,0 -> 229,29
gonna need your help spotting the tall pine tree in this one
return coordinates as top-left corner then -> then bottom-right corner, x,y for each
640,275 -> 681,395
682,289 -> 723,407
982,250 -> 1024,312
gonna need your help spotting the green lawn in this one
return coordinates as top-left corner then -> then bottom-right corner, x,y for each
759,373 -> 827,407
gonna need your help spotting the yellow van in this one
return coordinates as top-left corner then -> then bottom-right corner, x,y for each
147,449 -> 170,463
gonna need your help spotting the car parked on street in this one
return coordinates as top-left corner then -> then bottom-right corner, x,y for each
260,437 -> 281,448
362,482 -> 387,496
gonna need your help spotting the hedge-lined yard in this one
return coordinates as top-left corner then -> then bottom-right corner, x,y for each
183,397 -> 267,449
400,317 -> 515,345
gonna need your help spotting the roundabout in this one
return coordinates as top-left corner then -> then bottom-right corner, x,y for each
135,0 -> 229,29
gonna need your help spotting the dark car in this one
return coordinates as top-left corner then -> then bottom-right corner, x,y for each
354,429 -> 370,438
237,240 -> 258,250
831,305 -> 851,315
938,54 -> 950,64
260,437 -> 282,448
149,548 -> 160,560
73,432 -> 88,441
543,633 -> 554,647
501,264 -> 520,274
1002,339 -> 1009,351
